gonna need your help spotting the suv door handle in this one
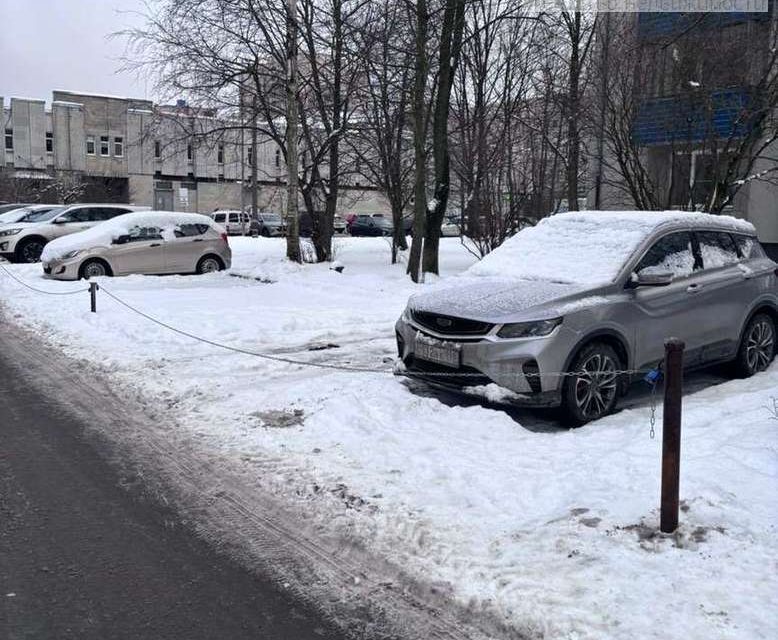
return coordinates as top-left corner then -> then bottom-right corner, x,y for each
686,283 -> 702,293
149,243 -> 161,248
192,238 -> 204,242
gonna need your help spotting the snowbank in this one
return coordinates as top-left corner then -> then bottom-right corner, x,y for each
468,211 -> 756,285
41,211 -> 223,262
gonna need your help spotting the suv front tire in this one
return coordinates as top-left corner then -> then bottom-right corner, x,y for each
561,342 -> 622,427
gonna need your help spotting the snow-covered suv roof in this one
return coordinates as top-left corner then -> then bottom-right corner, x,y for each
467,210 -> 757,286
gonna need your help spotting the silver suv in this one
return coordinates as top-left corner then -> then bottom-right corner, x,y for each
0,203 -> 147,263
396,212 -> 777,425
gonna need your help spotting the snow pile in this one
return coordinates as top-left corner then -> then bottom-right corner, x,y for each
1,236 -> 775,640
41,211 -> 223,262
468,211 -> 755,285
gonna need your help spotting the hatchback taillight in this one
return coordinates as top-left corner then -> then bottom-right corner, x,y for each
221,232 -> 229,245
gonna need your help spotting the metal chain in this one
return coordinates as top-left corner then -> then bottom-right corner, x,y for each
0,263 -> 89,296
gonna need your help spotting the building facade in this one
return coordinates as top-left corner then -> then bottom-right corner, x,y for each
588,9 -> 778,254
1,90 -> 388,216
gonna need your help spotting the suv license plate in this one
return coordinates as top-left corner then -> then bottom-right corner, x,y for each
415,340 -> 460,368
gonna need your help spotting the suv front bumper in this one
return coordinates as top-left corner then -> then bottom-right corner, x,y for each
395,315 -> 578,405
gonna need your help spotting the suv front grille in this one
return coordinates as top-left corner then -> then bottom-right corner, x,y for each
410,310 -> 493,336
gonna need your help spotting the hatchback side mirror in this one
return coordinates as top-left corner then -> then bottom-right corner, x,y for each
113,235 -> 130,245
628,271 -> 674,288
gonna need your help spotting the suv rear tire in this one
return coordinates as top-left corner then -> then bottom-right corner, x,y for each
734,313 -> 775,377
561,342 -> 622,427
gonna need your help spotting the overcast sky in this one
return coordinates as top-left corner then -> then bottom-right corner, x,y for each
1,0 -> 150,104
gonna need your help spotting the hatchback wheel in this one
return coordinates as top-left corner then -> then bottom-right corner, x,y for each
79,259 -> 110,279
197,255 -> 222,274
561,343 -> 621,426
16,239 -> 46,263
735,313 -> 775,377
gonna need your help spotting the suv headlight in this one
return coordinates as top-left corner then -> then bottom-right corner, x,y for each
497,317 -> 562,339
0,228 -> 23,237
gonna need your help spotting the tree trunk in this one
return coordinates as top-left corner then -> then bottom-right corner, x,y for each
421,0 -> 466,276
285,0 -> 301,263
566,12 -> 581,212
407,0 -> 429,283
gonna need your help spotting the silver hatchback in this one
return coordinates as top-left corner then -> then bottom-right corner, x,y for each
396,211 -> 777,425
41,211 -> 231,280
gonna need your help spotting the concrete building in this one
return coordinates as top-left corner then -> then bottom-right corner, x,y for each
1,90 -> 388,217
587,10 -> 778,256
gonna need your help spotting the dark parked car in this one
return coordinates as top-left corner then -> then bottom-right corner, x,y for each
349,214 -> 393,236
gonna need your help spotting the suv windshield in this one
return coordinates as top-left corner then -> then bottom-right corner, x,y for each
26,206 -> 66,222
468,213 -> 660,286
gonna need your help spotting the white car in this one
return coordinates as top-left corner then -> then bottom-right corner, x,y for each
0,204 -> 65,226
440,219 -> 460,237
0,203 -> 147,263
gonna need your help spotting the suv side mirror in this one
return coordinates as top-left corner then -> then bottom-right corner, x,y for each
628,271 -> 674,288
51,217 -> 67,224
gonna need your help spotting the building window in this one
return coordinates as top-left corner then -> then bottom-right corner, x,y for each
247,146 -> 253,166
217,143 -> 224,164
114,136 -> 123,157
218,173 -> 225,181
275,148 -> 281,168
187,144 -> 193,161
86,135 -> 95,155
45,132 -> 53,153
100,135 -> 109,156
154,140 -> 161,159
5,129 -> 13,150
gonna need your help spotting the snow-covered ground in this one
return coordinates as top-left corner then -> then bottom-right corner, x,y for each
1,236 -> 776,639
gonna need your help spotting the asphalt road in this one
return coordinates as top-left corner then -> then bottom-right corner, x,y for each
0,341 -> 343,640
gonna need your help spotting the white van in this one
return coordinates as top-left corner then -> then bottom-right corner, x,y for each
211,210 -> 250,235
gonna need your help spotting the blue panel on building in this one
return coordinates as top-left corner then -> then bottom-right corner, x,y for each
637,10 -> 771,39
633,88 -> 751,145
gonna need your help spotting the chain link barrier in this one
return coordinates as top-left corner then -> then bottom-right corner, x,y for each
0,262 -> 89,296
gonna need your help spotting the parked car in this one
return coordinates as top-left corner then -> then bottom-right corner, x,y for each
0,203 -> 147,263
350,214 -> 393,236
0,203 -> 31,215
211,210 -> 250,235
396,211 -> 777,426
41,211 -> 231,280
440,217 -> 460,237
0,204 -> 65,226
251,212 -> 286,237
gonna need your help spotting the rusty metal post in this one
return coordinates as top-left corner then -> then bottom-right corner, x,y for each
660,338 -> 684,533
90,282 -> 99,313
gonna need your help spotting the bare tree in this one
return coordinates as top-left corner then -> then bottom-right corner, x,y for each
348,0 -> 415,263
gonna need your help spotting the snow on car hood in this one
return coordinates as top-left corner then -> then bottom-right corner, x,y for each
408,276 -> 592,322
41,211 -> 222,262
